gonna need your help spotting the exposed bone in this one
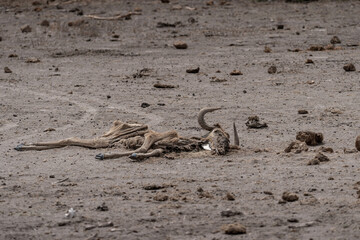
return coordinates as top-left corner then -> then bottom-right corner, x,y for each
84,12 -> 141,21
15,108 -> 239,160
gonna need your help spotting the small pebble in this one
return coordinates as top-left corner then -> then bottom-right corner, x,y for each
186,67 -> 199,73
221,223 -> 246,235
343,63 -> 356,72
282,192 -> 299,202
298,109 -> 308,114
4,67 -> 12,73
40,20 -> 50,27
264,46 -> 272,53
173,41 -> 188,49
330,36 -> 341,44
141,103 -> 150,108
21,25 -> 32,33
225,192 -> 235,201
355,135 -> 360,151
268,66 -> 277,74
230,70 -> 243,75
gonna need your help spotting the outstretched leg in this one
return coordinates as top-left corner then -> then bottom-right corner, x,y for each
15,137 -> 111,151
96,130 -> 178,160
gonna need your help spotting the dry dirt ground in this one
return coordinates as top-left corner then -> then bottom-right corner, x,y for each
1,0 -> 360,239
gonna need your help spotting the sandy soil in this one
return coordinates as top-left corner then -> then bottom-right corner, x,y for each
1,0 -> 360,239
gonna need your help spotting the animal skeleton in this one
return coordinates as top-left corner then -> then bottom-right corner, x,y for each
15,108 -> 239,160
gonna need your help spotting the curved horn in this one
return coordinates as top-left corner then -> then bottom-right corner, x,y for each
233,122 -> 239,146
198,107 -> 221,131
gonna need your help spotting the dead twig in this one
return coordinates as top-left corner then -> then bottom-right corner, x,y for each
84,12 -> 141,20
52,177 -> 69,185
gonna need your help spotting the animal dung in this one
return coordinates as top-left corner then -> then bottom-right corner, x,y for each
296,131 -> 323,146
356,135 -> 360,151
245,116 -> 268,129
153,83 -> 177,88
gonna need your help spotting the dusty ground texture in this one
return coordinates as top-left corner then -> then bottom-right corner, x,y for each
1,0 -> 360,239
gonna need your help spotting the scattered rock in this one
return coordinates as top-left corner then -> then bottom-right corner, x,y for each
287,218 -> 299,223
40,20 -> 50,27
300,195 -> 319,205
305,59 -> 314,64
26,58 -> 41,63
32,1 -> 41,6
0,36 -> 2,41
206,0 -> 214,5
96,202 -> 109,211
21,25 -> 32,33
8,54 -> 18,58
330,36 -> 341,44
221,223 -> 246,235
4,67 -> 12,73
157,22 -> 180,28
319,146 -> 333,153
308,45 -> 324,51
298,109 -> 308,114
307,158 -> 320,165
356,136 -> 360,151
225,192 -> 235,201
343,63 -> 356,72
154,83 -> 176,88
186,67 -> 200,73
230,70 -> 243,75
246,116 -> 268,129
268,66 -> 277,74
284,141 -> 308,153
68,19 -> 86,27
221,210 -> 243,217
288,48 -> 301,52
308,152 -> 329,165
44,128 -> 55,132
133,68 -> 151,78
277,24 -> 284,29
344,148 -> 357,154
161,0 -> 170,3
324,44 -> 341,50
153,194 -> 168,201
296,131 -> 323,146
264,46 -> 272,53
173,41 -> 188,49
282,192 -> 299,202
141,103 -> 150,108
